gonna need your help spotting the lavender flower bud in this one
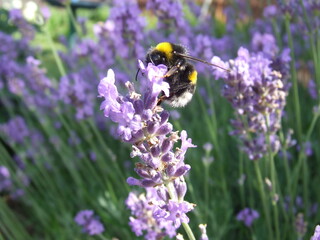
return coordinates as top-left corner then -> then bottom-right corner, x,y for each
160,111 -> 170,125
151,146 -> 161,157
151,172 -> 162,184
174,179 -> 187,200
140,153 -> 153,166
145,95 -> 158,110
161,152 -> 174,163
128,129 -> 144,143
156,123 -> 173,136
147,121 -> 159,135
166,164 -> 176,177
133,99 -> 144,114
199,224 -> 209,240
174,165 -> 191,178
127,177 -> 141,186
157,187 -> 169,202
135,168 -> 151,178
141,179 -> 156,188
161,138 -> 173,154
142,109 -> 152,121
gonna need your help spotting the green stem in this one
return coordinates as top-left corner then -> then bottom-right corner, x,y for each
278,129 -> 294,223
44,25 -> 67,78
197,91 -> 228,198
182,222 -> 196,240
265,114 -> 280,240
204,159 -> 210,222
284,13 -> 302,143
66,3 -> 81,37
291,107 -> 320,210
254,161 -> 273,239
239,151 -> 245,206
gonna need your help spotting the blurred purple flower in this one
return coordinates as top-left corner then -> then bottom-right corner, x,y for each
0,166 -> 12,192
9,9 -> 35,41
96,0 -> 146,60
263,5 -> 278,18
147,0 -> 188,31
169,110 -> 180,120
199,224 -> 209,240
75,210 -> 94,225
40,6 -> 51,21
203,142 -> 213,153
251,32 -> 279,58
295,213 -> 307,238
0,116 -> 30,144
74,210 -> 104,235
308,79 -> 318,99
297,141 -> 313,157
58,69 -> 95,120
236,208 -> 259,227
311,225 -> 320,240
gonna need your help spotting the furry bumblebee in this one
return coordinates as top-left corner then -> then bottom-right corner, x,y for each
145,42 -> 229,107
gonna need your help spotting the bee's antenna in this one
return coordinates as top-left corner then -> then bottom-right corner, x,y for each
135,68 -> 140,81
175,52 -> 231,72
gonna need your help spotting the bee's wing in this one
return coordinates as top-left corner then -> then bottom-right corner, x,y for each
175,53 -> 230,72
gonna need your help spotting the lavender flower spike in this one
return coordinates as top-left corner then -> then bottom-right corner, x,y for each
212,47 -> 289,160
99,61 -> 197,239
0,166 -> 11,192
74,210 -> 104,236
236,208 -> 260,227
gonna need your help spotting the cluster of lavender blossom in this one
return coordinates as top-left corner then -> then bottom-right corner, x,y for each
0,164 -> 29,199
236,208 -> 260,227
0,166 -> 11,193
74,210 -> 105,236
98,62 -> 196,239
212,43 -> 290,160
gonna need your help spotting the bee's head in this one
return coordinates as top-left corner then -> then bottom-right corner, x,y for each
146,42 -> 187,67
146,49 -> 168,66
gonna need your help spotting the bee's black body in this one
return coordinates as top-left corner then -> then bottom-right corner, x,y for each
145,42 -> 197,107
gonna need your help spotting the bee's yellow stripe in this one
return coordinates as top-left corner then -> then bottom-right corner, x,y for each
155,42 -> 173,60
189,70 -> 197,84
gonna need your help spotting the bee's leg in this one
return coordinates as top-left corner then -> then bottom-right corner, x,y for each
157,95 -> 166,105
163,66 -> 178,78
135,68 -> 140,81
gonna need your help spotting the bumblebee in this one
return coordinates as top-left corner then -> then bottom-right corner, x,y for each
145,42 -> 229,107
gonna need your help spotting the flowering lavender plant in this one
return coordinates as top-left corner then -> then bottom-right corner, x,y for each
212,47 -> 289,160
74,210 -> 105,236
98,61 -> 197,238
